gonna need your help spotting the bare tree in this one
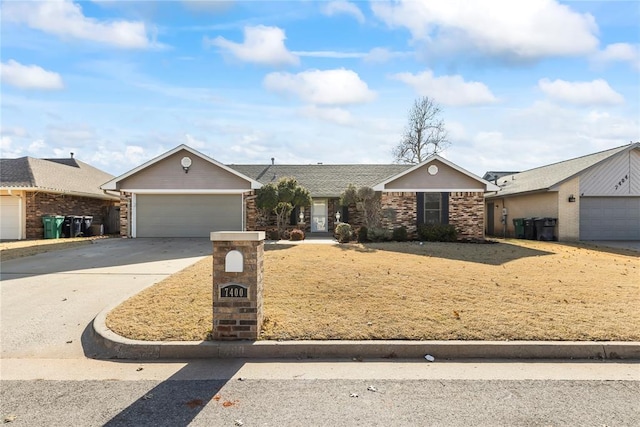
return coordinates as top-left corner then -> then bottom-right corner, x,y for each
393,96 -> 449,164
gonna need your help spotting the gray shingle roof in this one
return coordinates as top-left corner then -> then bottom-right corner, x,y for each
487,144 -> 633,198
0,156 -> 116,199
230,164 -> 411,197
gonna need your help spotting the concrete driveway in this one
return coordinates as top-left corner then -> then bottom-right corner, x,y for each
0,238 -> 211,359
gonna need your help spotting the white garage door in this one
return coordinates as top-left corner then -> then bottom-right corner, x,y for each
580,197 -> 640,240
135,194 -> 243,238
0,196 -> 21,240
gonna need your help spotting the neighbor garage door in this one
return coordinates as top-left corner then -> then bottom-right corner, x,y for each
135,194 -> 243,238
580,197 -> 640,240
0,196 -> 21,240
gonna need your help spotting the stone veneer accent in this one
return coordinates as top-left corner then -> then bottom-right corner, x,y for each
211,234 -> 264,340
448,191 -> 485,241
119,193 -> 131,237
380,192 -> 418,238
25,191 -> 117,239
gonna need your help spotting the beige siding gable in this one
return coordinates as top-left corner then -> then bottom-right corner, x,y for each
384,159 -> 485,191
578,147 -> 639,196
118,150 -> 252,190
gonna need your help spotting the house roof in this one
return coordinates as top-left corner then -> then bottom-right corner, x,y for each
230,164 -> 411,197
486,143 -> 637,198
0,156 -> 117,199
101,144 -> 262,191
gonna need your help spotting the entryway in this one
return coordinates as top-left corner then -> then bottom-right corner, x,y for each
311,199 -> 328,232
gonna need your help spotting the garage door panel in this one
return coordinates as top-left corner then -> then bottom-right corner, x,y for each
0,196 -> 21,240
136,194 -> 242,238
580,197 -> 640,240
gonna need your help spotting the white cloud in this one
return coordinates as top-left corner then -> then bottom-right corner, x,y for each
299,106 -> 353,125
206,25 -> 299,66
293,51 -> 365,59
28,139 -> 47,154
592,43 -> 640,71
3,0 -> 154,49
263,69 -> 376,105
0,136 -> 24,158
322,1 -> 365,24
538,78 -> 624,106
1,60 -> 64,90
392,70 -> 498,106
371,0 -> 598,61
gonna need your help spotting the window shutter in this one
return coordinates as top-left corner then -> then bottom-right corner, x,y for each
341,205 -> 349,223
416,192 -> 424,225
441,192 -> 449,224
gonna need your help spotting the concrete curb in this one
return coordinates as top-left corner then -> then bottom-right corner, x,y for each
92,308 -> 640,360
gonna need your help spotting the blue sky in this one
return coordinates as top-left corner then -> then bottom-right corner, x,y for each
1,0 -> 638,177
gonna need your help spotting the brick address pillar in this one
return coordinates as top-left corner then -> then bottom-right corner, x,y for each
211,231 -> 265,340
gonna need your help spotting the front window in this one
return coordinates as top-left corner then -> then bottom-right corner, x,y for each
423,193 -> 441,224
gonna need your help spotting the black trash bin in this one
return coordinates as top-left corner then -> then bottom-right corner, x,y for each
523,217 -> 537,240
67,215 -> 83,237
62,216 -> 73,238
81,216 -> 94,237
536,217 -> 557,241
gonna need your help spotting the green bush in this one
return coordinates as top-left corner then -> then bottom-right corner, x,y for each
357,226 -> 368,243
417,224 -> 457,242
335,222 -> 352,243
392,226 -> 408,242
368,227 -> 391,242
289,229 -> 305,241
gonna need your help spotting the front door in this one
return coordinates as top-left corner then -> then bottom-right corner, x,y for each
311,199 -> 328,232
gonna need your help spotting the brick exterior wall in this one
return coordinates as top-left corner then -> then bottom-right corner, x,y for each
448,191 -> 485,241
380,192 -> 418,238
25,191 -> 117,239
212,238 -> 264,340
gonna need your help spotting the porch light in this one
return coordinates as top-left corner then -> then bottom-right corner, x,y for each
336,211 -> 341,222
568,194 -> 576,203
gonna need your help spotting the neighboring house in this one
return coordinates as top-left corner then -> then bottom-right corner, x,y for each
102,144 -> 499,240
485,142 -> 640,241
0,155 -> 119,240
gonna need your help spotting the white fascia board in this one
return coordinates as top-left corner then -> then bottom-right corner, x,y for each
124,189 -> 249,194
101,144 -> 262,190
372,155 -> 500,192
377,188 -> 488,193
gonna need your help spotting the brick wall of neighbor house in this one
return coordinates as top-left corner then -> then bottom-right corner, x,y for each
449,191 -> 484,241
119,193 -> 131,237
245,193 -> 258,231
25,192 -> 117,239
380,192 -> 418,238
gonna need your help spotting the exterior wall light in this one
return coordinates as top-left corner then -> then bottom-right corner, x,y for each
299,209 -> 304,223
336,211 -> 341,222
568,194 -> 576,202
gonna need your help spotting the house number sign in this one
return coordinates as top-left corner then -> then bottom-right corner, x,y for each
220,284 -> 248,298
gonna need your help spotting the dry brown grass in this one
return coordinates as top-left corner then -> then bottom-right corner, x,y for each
0,236 -> 108,261
106,239 -> 640,342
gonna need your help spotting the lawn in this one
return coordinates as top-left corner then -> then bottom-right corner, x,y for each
105,239 -> 639,342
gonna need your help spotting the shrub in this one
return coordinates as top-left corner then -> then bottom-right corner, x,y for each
417,224 -> 457,242
368,227 -> 391,242
289,229 -> 305,241
268,230 -> 280,240
357,226 -> 368,243
335,222 -> 352,243
392,226 -> 408,242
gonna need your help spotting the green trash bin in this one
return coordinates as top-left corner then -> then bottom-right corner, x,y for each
42,215 -> 65,239
512,218 -> 525,238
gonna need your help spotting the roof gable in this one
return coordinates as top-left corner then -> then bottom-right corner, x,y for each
372,155 -> 499,192
488,143 -> 637,198
102,144 -> 262,191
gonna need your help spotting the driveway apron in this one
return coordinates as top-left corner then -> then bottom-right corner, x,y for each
0,238 -> 210,359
